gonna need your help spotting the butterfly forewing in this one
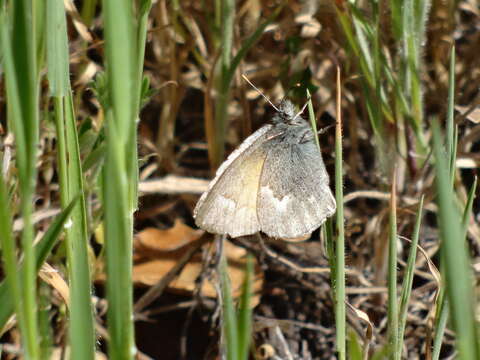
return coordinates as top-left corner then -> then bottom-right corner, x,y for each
193,125 -> 272,237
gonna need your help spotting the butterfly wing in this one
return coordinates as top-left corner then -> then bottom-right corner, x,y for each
193,125 -> 272,238
257,137 -> 336,239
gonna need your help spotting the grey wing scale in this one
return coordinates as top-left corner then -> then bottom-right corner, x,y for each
193,125 -> 272,238
257,139 -> 336,238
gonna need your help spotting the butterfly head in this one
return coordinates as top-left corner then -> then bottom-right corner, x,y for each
272,99 -> 308,127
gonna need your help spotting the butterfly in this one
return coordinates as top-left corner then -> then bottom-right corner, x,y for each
193,99 -> 336,239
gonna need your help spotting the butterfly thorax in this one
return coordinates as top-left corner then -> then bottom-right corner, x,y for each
270,100 -> 313,145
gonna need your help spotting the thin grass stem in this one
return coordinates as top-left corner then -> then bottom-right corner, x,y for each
334,67 -> 346,360
397,196 -> 424,358
387,167 -> 399,358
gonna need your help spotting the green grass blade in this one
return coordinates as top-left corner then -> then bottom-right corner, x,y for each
446,48 -> 457,188
387,171 -> 399,359
103,109 -> 135,359
220,0 -> 234,73
46,0 -> 69,97
47,1 -> 95,357
390,0 -> 402,39
397,196 -> 424,358
462,177 -> 477,238
306,89 -> 320,151
432,120 -> 478,359
450,125 -> 458,187
129,0 -> 152,211
0,2 -> 40,357
0,162 -> 25,338
219,242 -> 239,360
334,71 -> 346,360
237,255 -> 254,360
63,93 -> 96,359
102,0 -> 152,356
347,330 -> 363,360
80,0 -> 98,26
446,50 -> 455,165
325,219 -> 336,291
210,0 -> 235,167
433,177 -> 475,360
38,283 -> 53,359
103,0 -> 135,142
34,197 -> 80,267
432,290 -> 449,360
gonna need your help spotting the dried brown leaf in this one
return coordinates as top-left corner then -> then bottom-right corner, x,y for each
135,219 -> 204,253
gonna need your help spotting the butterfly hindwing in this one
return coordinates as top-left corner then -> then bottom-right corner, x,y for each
257,136 -> 336,238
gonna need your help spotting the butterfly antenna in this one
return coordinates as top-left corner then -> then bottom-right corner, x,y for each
242,74 -> 280,112
293,96 -> 311,120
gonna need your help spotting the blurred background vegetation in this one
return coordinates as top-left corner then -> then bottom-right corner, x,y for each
0,0 -> 479,359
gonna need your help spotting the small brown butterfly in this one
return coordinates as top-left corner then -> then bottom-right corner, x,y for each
193,99 -> 336,239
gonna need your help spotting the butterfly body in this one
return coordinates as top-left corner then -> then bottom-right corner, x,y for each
193,100 -> 336,239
